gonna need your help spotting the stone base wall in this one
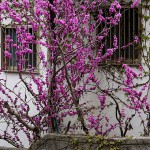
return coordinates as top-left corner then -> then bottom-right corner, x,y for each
2,134 -> 150,150
0,148 -> 26,150
29,134 -> 150,150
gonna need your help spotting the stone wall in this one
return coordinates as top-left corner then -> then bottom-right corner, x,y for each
2,134 -> 150,150
29,134 -> 150,150
0,148 -> 26,150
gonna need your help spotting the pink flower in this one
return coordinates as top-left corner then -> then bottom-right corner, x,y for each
4,51 -> 12,59
134,36 -> 139,44
98,95 -> 106,108
97,36 -> 104,41
88,115 -> 97,125
131,0 -> 140,8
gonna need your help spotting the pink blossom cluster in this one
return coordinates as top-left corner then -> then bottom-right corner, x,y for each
122,64 -> 138,87
87,114 -> 118,136
131,0 -> 140,8
109,1 -> 121,25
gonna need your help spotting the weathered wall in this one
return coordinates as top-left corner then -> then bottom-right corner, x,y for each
0,148 -> 26,150
2,134 -> 150,150
29,134 -> 150,150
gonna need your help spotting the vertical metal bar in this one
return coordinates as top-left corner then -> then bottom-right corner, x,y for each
24,29 -> 26,70
114,23 -> 116,62
23,29 -> 25,70
133,9 -> 135,64
119,14 -> 121,61
12,28 -> 14,71
8,28 -> 11,70
35,29 -> 38,72
10,28 -> 13,70
104,9 -> 107,62
124,8 -> 126,63
32,28 -> 33,68
138,7 -> 140,63
101,20 -> 104,61
27,28 -> 29,69
110,24 -> 111,61
128,9 -> 130,63
2,28 -> 5,70
15,29 -> 17,70
110,25 -> 111,48
1,29 -> 3,68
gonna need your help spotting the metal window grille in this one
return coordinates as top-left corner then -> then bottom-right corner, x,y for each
98,8 -> 140,65
1,28 -> 38,72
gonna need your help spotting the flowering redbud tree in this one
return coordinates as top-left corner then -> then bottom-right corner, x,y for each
0,0 -> 149,148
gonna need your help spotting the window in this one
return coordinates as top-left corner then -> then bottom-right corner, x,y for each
97,7 -> 141,65
1,27 -> 39,72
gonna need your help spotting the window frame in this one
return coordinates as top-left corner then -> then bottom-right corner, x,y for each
96,5 -> 142,66
1,26 -> 40,74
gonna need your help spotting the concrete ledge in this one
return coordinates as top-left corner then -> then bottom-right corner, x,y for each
0,147 -> 26,150
29,134 -> 150,150
1,134 -> 150,150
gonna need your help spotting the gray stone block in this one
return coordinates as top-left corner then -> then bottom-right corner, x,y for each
29,134 -> 150,150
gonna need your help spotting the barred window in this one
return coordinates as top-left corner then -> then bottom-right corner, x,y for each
98,7 -> 141,65
1,27 -> 38,72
